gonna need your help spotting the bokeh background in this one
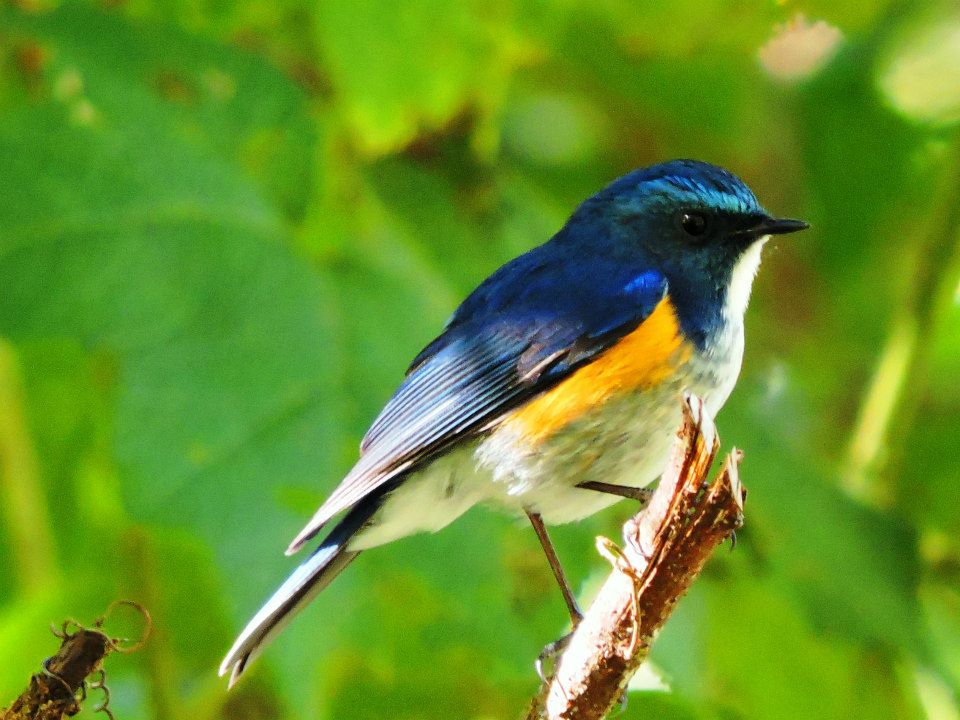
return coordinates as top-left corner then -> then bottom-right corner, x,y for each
1,0 -> 959,718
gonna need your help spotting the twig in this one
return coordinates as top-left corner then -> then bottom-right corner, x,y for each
525,393 -> 745,720
1,601 -> 151,720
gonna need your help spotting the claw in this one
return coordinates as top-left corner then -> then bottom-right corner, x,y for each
535,632 -> 573,682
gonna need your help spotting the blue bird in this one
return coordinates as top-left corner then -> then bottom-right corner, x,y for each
220,159 -> 807,685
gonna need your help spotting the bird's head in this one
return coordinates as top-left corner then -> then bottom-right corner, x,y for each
580,159 -> 808,344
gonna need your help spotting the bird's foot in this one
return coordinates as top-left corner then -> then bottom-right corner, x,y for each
621,515 -> 655,564
535,631 -> 573,683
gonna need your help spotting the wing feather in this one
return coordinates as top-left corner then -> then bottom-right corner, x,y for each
286,257 -> 668,555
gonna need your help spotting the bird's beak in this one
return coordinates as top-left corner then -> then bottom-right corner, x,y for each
750,216 -> 809,236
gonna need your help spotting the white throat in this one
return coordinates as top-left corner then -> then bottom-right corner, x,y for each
723,236 -> 767,321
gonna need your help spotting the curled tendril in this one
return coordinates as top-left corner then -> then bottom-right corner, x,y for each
49,619 -> 85,641
95,599 -> 153,654
35,600 -> 151,718
88,668 -> 116,720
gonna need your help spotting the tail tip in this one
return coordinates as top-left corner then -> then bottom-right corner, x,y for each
220,654 -> 249,689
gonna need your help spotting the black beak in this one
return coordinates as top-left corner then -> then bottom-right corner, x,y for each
750,216 -> 809,236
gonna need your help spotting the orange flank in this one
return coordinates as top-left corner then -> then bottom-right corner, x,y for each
506,297 -> 691,441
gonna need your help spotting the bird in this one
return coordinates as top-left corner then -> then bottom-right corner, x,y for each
219,159 -> 807,685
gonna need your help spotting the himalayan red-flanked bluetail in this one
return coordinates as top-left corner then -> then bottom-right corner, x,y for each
220,159 -> 807,685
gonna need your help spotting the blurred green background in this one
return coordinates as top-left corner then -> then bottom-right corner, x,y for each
1,0 -> 959,718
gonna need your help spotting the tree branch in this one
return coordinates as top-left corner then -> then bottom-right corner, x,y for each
525,393 -> 745,720
1,601 -> 151,720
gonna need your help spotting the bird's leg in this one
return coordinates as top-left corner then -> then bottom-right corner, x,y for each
577,480 -> 654,507
525,510 -> 582,627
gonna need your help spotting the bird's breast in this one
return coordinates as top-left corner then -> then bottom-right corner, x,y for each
505,297 -> 693,443
476,299 -> 745,524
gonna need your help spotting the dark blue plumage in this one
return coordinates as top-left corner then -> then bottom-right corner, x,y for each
431,159 -> 772,353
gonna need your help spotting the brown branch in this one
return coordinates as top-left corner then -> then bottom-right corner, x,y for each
525,393 -> 745,720
1,601 -> 151,720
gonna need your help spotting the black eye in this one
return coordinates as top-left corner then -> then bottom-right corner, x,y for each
679,211 -> 708,237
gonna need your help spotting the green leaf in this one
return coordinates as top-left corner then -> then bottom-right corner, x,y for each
313,0 -> 518,155
2,3 -> 315,222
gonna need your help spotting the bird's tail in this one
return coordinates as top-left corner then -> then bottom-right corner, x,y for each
219,493 -> 382,687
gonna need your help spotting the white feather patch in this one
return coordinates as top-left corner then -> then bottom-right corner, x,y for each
724,236 -> 767,321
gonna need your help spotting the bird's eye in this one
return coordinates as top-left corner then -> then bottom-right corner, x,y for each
679,211 -> 708,237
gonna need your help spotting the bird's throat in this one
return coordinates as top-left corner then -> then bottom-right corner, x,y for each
724,237 -> 767,322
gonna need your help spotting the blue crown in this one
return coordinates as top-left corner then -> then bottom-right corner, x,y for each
603,159 -> 764,216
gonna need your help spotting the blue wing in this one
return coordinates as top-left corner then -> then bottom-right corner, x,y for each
286,246 -> 667,554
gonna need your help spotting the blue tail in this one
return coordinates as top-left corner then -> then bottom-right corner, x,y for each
219,493 -> 382,686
